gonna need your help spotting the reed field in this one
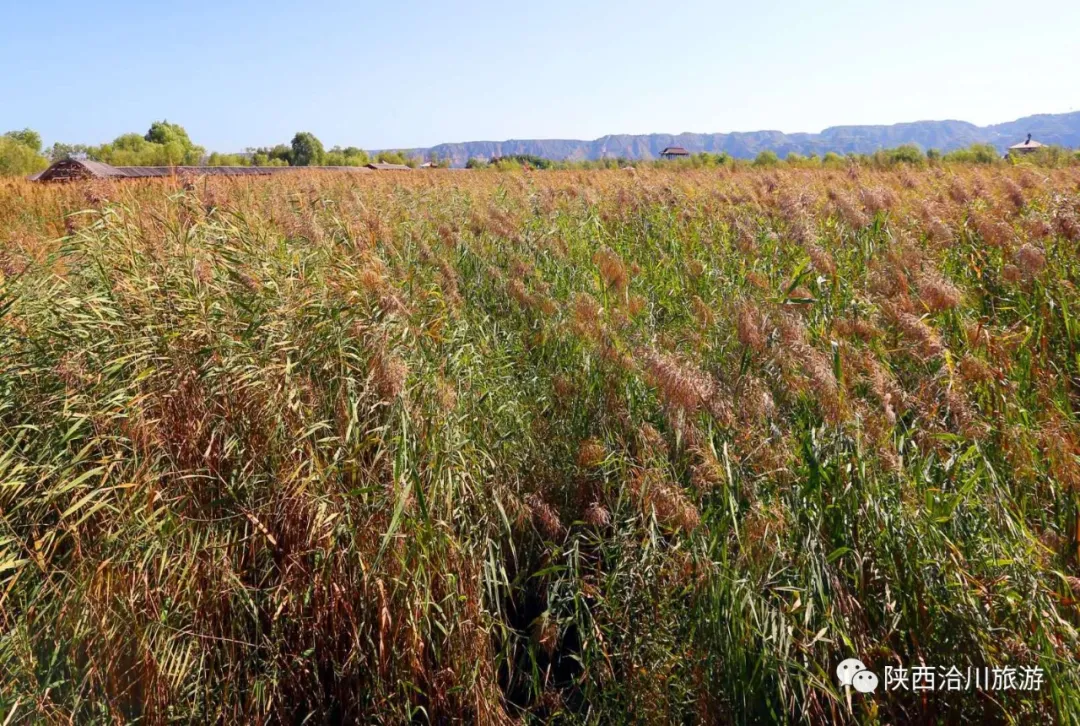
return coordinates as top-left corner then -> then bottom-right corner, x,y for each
3,165 -> 1080,723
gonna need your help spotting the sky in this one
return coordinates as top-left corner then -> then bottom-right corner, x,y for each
3,0 -> 1080,152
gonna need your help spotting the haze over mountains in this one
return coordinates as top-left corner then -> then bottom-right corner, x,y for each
398,111 -> 1080,167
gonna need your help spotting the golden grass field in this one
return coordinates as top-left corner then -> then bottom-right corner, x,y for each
2,165 -> 1080,723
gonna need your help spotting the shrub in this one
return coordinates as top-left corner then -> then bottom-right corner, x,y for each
1013,145 -> 1075,168
753,150 -> 780,167
822,151 -> 845,167
886,144 -> 926,165
943,143 -> 999,164
490,154 -> 552,169
206,152 -> 251,166
324,147 -> 370,167
375,150 -> 408,165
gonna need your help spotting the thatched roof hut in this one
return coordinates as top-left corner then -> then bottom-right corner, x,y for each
660,146 -> 691,159
365,162 -> 412,171
1008,134 -> 1045,155
31,159 -> 377,182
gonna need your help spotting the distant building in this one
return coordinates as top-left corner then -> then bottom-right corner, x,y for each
365,162 -> 412,171
1009,133 -> 1045,156
660,146 -> 691,159
31,158 -> 374,182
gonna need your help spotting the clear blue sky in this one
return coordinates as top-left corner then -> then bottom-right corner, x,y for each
3,0 -> 1079,152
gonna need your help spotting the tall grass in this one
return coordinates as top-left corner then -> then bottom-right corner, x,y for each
1,166 -> 1079,723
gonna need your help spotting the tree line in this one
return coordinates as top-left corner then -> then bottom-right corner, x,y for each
0,122 -> 444,176
507,144 -> 1080,171
3,122 -> 1080,177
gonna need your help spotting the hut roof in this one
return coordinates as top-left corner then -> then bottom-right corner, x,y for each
660,146 -> 690,156
81,159 -> 127,177
366,162 -> 412,171
1009,139 -> 1045,150
31,159 -> 115,181
32,159 -> 377,182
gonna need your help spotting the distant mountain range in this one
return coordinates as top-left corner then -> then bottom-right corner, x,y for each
394,111 -> 1080,167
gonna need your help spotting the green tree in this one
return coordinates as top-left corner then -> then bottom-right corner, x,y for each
46,143 -> 89,161
4,129 -> 42,154
249,151 -> 288,167
145,121 -> 189,145
342,146 -> 370,165
822,152 -> 845,167
375,150 -> 407,165
144,121 -> 203,164
325,146 -> 370,166
269,145 -> 292,164
207,152 -> 252,167
423,151 -> 451,168
885,144 -> 926,166
943,144 -> 999,164
753,150 -> 780,167
1020,145 -> 1073,168
86,121 -> 204,166
248,145 -> 293,166
489,154 -> 551,169
492,158 -> 522,171
0,137 -> 49,176
290,132 -> 325,166
0,128 -> 49,176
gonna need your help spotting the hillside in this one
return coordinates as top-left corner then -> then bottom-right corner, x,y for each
396,111 -> 1080,166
